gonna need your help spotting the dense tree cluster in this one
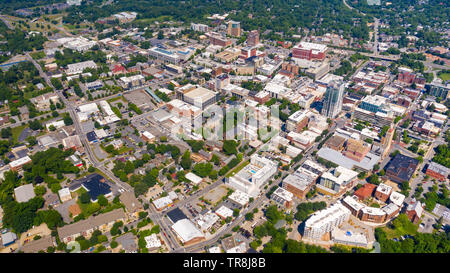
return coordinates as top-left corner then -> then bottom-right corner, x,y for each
59,0 -> 367,41
351,0 -> 448,47
252,205 -> 328,253
54,48 -> 106,67
0,22 -> 47,55
375,224 -> 450,252
294,202 -> 327,222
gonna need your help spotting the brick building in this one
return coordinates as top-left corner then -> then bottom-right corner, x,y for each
292,42 -> 327,61
375,183 -> 392,203
425,162 -> 450,182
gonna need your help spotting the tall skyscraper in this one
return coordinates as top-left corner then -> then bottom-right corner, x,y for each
247,30 -> 259,46
322,80 -> 345,118
227,21 -> 241,37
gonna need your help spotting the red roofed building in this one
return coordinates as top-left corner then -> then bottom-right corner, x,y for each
405,199 -> 424,224
277,41 -> 292,48
354,183 -> 376,200
112,64 -> 127,75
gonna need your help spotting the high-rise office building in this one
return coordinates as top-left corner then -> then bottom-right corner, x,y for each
322,80 -> 345,118
227,21 -> 241,37
247,30 -> 259,46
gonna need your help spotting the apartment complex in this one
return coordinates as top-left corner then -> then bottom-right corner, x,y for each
303,202 -> 350,240
57,209 -> 126,243
227,154 -> 278,197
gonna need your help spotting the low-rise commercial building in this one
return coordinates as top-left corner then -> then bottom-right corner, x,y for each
66,60 -> 97,75
425,162 -> 450,182
58,188 -> 72,203
171,218 -> 205,245
271,187 -> 293,208
9,156 -> 32,171
228,190 -> 250,208
153,196 -> 173,211
316,166 -> 358,196
385,153 -> 419,184
14,183 -> 35,203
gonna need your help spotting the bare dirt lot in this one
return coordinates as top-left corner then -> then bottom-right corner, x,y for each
203,185 -> 229,204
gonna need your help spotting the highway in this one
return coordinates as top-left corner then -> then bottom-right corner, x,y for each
373,18 -> 379,56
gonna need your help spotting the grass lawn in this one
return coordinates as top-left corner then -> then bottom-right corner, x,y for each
381,221 -> 418,240
30,51 -> 45,60
116,146 -> 133,155
11,124 -> 28,143
225,159 -> 250,178
438,72 -> 450,82
107,96 -> 128,103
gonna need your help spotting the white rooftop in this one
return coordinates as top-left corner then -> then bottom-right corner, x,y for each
208,246 -> 221,253
305,202 -> 350,229
144,233 -> 162,249
58,188 -> 71,199
361,206 -> 385,216
321,166 -> 358,186
14,184 -> 35,203
389,191 -> 405,207
272,187 -> 293,202
228,190 -> 250,206
376,183 -> 393,196
171,219 -> 204,243
215,205 -> 233,219
9,156 -> 32,168
343,195 -> 365,211
152,196 -> 173,210
185,172 -> 203,185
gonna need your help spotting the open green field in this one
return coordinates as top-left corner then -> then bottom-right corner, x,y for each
226,159 -> 250,178
11,124 -> 27,143
116,146 -> 133,155
438,72 -> 450,82
107,96 -> 128,103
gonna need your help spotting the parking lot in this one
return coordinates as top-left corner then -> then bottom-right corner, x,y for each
123,89 -> 155,111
